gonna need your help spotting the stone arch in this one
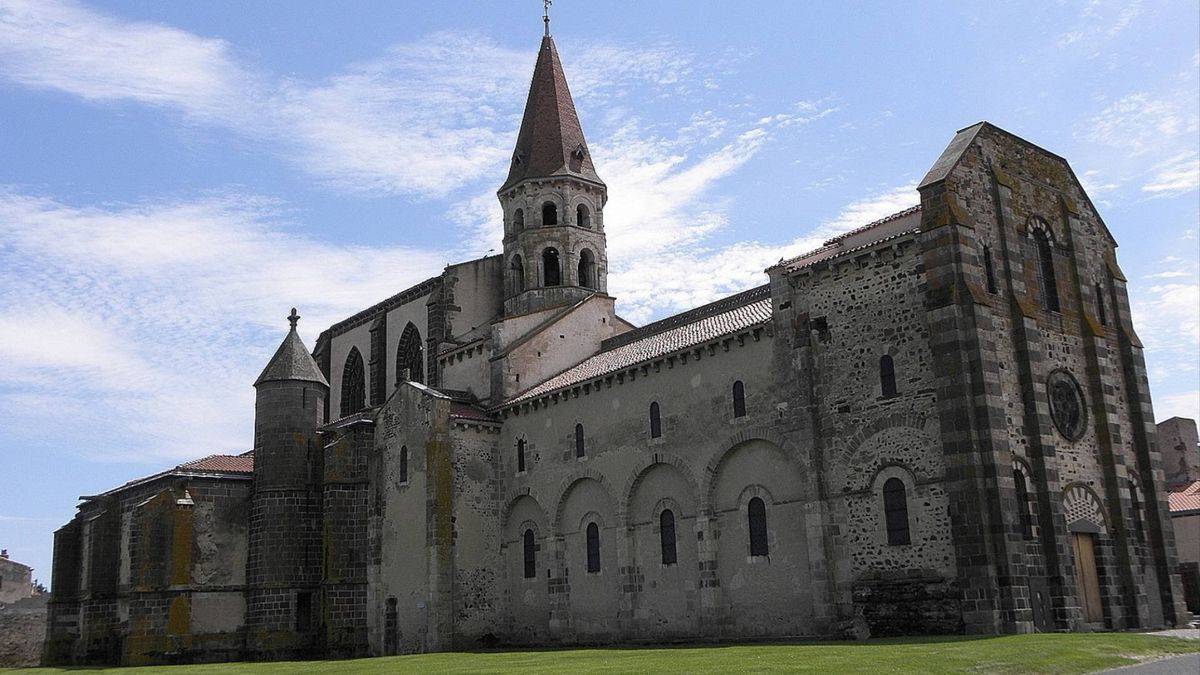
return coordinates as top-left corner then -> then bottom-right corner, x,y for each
619,452 -> 700,528
552,470 -> 618,534
501,493 -> 548,532
833,421 -> 938,494
701,433 -> 799,515
395,322 -> 423,385
1026,216 -> 1059,246
575,202 -> 591,228
1062,482 -> 1107,534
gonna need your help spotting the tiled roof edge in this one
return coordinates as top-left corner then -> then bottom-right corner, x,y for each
601,285 -> 770,352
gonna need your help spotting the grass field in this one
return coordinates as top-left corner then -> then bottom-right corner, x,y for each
14,633 -> 1200,674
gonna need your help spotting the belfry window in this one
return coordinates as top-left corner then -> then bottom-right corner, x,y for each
576,203 -> 591,228
340,347 -> 366,417
732,380 -> 746,418
511,255 -> 526,295
586,522 -> 601,573
396,323 -> 423,385
542,201 -> 558,227
513,208 -> 524,232
1034,229 -> 1060,312
880,355 -> 898,398
523,529 -> 536,578
575,423 -> 585,458
543,247 -> 561,287
660,509 -> 677,565
649,401 -> 662,439
983,245 -> 998,294
578,249 -> 596,289
748,497 -> 768,556
1014,469 -> 1033,540
399,446 -> 408,484
517,438 -> 526,473
883,477 -> 911,546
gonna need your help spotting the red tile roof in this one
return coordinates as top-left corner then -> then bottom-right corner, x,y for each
775,205 -> 922,274
450,401 -> 498,424
177,452 -> 254,475
502,289 -> 772,407
1168,480 -> 1200,514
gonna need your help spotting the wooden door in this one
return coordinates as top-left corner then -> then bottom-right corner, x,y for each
1072,533 -> 1103,623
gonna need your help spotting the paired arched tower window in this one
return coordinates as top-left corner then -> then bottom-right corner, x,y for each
1033,228 -> 1060,312
732,380 -> 746,418
340,347 -> 365,417
880,355 -> 897,398
543,247 -> 561,286
649,402 -> 662,439
513,208 -> 525,233
576,203 -> 591,228
883,477 -> 911,545
748,497 -> 769,556
542,202 -> 558,227
522,529 -> 536,579
574,423 -> 585,458
577,249 -> 596,289
396,323 -> 423,385
510,255 -> 526,295
660,509 -> 677,565
585,522 -> 601,573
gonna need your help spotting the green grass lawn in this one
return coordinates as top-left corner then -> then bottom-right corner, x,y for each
13,633 -> 1199,674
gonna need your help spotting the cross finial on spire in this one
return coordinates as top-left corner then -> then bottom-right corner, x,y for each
288,307 -> 300,330
543,0 -> 552,36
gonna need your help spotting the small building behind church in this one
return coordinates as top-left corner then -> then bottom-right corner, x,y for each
44,24 -> 1191,667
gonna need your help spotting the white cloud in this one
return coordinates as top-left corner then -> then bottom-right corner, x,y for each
0,189 -> 448,461
1142,152 -> 1200,196
1155,390 -> 1200,424
1083,93 -> 1190,155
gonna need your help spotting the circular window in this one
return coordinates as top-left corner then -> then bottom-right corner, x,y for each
1047,370 -> 1087,441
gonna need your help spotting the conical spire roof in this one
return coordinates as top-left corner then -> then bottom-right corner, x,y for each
500,35 -> 603,193
254,309 -> 328,387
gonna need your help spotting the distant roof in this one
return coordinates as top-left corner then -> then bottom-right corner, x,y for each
774,205 -> 922,274
500,35 -> 603,193
255,327 -> 328,387
502,286 -> 772,407
1169,480 -> 1200,515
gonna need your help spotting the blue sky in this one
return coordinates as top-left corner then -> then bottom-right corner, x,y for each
0,1 -> 1197,582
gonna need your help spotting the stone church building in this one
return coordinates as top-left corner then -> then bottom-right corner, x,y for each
45,29 -> 1189,666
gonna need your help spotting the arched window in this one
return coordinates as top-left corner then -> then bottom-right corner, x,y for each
576,203 -> 590,228
586,522 -> 600,573
983,245 -> 998,294
1014,469 -> 1033,539
732,380 -> 746,418
513,208 -> 525,233
649,401 -> 661,439
883,477 -> 911,545
542,201 -> 558,227
517,438 -> 526,473
399,446 -> 409,484
1129,480 -> 1144,542
577,249 -> 595,289
1095,283 -> 1108,326
880,355 -> 897,398
340,347 -> 365,417
660,509 -> 677,565
574,423 -> 585,458
543,247 -> 561,286
511,255 -> 526,295
748,497 -> 768,556
1034,229 -> 1060,312
523,529 -> 536,579
396,323 -> 423,385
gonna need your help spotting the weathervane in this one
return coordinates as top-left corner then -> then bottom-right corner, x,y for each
543,0 -> 552,36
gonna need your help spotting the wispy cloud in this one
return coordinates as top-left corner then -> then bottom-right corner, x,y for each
1083,93 -> 1191,155
1142,152 -> 1200,196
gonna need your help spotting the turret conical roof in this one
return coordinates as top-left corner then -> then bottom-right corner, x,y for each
254,309 -> 328,387
499,35 -> 603,193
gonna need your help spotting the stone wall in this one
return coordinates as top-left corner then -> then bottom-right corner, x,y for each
0,595 -> 46,668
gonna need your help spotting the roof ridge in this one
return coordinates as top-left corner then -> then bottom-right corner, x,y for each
601,285 -> 770,352
821,204 -> 921,246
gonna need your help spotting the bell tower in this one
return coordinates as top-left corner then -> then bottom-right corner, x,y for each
499,23 -> 608,316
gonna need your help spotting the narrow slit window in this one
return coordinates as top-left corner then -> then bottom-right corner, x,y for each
880,355 -> 898,398
732,380 -> 746,418
1034,229 -> 1060,312
883,477 -> 911,545
1014,469 -> 1033,540
983,245 -> 998,294
660,509 -> 677,565
523,529 -> 536,579
748,497 -> 768,556
575,423 -> 585,458
586,522 -> 600,573
399,446 -> 408,484
1095,283 -> 1108,326
1129,481 -> 1144,542
649,401 -> 661,439
517,438 -> 526,473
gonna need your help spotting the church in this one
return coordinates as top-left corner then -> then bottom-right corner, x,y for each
45,24 -> 1190,667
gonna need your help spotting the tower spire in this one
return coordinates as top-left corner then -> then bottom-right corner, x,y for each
543,0 -> 551,36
